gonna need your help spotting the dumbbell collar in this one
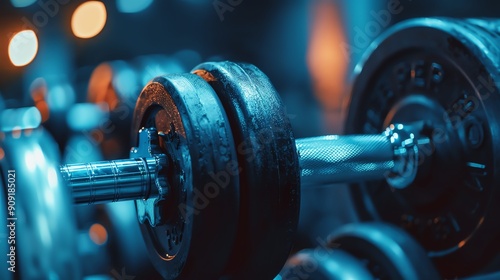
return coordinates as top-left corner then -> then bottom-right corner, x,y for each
130,127 -> 169,227
385,123 -> 429,189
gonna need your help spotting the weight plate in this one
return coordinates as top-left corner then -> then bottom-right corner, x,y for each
193,61 -> 300,279
278,248 -> 373,280
329,222 -> 440,280
0,128 -> 81,279
131,73 -> 239,279
345,18 -> 500,276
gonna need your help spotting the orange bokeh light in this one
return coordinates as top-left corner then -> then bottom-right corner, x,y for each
89,223 -> 108,245
88,63 -> 119,111
30,78 -> 50,123
307,1 -> 349,111
71,1 -> 107,39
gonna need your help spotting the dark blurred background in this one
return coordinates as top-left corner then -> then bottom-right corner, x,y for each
3,0 -> 500,134
2,0 -> 500,278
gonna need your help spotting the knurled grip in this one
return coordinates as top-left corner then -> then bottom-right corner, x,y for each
296,134 -> 395,186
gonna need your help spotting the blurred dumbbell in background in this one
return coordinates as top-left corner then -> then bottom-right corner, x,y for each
0,2 -> 200,277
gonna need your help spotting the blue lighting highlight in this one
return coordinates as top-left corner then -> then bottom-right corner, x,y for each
117,0 -> 153,13
10,0 -> 36,8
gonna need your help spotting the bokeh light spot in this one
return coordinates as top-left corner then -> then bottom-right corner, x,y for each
10,0 -> 37,8
8,30 -> 38,67
89,223 -> 108,245
117,0 -> 153,13
71,1 -> 107,39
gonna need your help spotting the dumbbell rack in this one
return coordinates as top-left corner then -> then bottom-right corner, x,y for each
3,17 -> 500,280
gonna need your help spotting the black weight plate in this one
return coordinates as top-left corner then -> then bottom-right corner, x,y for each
193,61 -> 300,280
329,222 -> 440,280
345,18 -> 500,276
131,73 -> 239,279
278,248 -> 373,280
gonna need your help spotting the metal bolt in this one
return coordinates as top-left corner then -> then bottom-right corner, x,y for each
466,119 -> 484,149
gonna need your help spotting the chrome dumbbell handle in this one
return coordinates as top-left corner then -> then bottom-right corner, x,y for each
61,157 -> 162,204
297,134 -> 395,186
298,124 -> 425,189
62,124 -> 426,205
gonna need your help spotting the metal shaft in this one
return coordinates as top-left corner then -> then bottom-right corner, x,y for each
296,134 -> 395,186
61,157 -> 158,204
61,125 -> 421,204
297,124 -> 423,189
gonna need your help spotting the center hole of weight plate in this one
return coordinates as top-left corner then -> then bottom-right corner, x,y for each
383,94 -> 460,206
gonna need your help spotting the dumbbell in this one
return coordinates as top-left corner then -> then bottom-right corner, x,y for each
0,127 -> 81,280
278,222 -> 439,280
346,17 -> 500,277
69,60 -> 428,280
1,61 -> 428,280
3,17 -> 500,279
